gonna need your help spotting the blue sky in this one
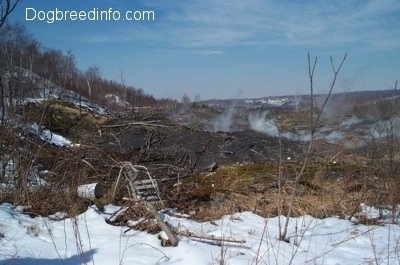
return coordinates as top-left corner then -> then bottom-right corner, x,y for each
9,0 -> 400,100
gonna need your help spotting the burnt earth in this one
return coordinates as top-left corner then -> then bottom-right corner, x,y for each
97,115 -> 304,179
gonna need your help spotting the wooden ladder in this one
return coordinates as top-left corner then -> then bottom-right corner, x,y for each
114,162 -> 178,246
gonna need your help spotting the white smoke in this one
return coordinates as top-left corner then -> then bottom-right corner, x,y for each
282,130 -> 311,142
248,112 -> 279,137
322,130 -> 344,143
212,106 -> 236,132
341,115 -> 362,127
370,117 -> 400,138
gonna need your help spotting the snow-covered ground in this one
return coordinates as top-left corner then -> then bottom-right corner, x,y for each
0,204 -> 399,265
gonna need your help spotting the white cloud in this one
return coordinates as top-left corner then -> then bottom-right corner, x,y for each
151,0 -> 400,50
78,0 -> 400,53
193,49 -> 225,56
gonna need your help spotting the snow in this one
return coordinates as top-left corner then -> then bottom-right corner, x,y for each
267,98 -> 288,106
251,98 -> 288,107
30,123 -> 72,147
0,204 -> 399,265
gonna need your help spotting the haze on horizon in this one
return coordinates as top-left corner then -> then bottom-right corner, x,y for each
9,0 -> 400,100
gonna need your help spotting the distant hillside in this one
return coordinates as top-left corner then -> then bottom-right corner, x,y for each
0,22 -> 176,112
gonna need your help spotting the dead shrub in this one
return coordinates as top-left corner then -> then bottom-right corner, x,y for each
107,203 -> 160,234
19,187 -> 88,217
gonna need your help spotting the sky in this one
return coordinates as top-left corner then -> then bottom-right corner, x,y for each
8,0 -> 400,100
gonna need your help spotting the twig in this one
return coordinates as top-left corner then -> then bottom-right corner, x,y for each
99,121 -> 170,129
45,221 -> 66,265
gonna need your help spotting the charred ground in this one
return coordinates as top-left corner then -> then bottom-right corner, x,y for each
1,89 -> 399,223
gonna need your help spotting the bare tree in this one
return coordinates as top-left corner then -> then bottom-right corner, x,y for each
279,53 -> 347,241
0,0 -> 19,29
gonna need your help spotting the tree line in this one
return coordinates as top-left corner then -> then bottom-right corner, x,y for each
0,22 -> 177,112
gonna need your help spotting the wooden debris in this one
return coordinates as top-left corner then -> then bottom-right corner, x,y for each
113,161 -> 179,247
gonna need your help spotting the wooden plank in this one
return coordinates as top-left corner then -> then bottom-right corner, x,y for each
140,195 -> 159,201
135,184 -> 158,190
136,190 -> 157,196
133,179 -> 156,185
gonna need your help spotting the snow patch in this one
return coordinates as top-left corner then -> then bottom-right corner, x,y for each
30,123 -> 72,146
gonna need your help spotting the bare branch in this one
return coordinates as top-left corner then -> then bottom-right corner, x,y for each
308,53 -> 317,78
0,0 -> 20,28
315,53 -> 347,126
99,121 -> 170,129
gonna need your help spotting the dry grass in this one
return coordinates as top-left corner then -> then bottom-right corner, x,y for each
164,158 -> 396,223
